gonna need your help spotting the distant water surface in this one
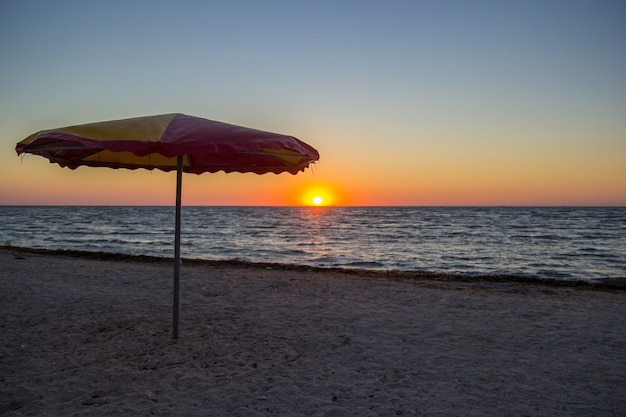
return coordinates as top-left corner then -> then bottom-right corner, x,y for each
1,206 -> 624,283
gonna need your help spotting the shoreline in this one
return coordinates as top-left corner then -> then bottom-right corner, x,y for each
4,245 -> 625,290
1,247 -> 625,416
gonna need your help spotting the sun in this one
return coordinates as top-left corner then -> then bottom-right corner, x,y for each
288,182 -> 346,206
302,187 -> 332,206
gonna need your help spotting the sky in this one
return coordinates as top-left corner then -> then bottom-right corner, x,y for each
1,0 -> 624,206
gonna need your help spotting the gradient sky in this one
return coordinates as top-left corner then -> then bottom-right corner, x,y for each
1,0 -> 624,206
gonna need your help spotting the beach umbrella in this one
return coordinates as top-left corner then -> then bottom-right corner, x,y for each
15,113 -> 319,338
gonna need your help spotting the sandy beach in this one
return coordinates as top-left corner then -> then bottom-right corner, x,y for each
1,248 -> 624,416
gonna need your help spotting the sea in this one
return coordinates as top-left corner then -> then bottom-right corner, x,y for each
1,206 -> 624,283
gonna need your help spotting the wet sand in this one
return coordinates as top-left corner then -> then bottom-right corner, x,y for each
1,248 -> 624,416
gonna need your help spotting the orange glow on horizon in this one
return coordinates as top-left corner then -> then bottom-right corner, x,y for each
4,151 -> 625,206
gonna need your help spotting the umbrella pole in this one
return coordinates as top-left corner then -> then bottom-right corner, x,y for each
173,155 -> 183,339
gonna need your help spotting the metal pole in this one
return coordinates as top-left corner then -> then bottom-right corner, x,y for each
173,155 -> 183,339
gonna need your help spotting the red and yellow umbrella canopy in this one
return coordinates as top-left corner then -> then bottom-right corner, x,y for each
15,113 -> 319,174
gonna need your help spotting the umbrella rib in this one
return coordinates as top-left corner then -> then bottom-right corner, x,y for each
29,145 -> 94,151
237,150 -> 312,167
27,147 -> 104,162
23,139 -> 92,151
77,148 -> 107,161
238,149 -> 309,158
188,162 -> 314,171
